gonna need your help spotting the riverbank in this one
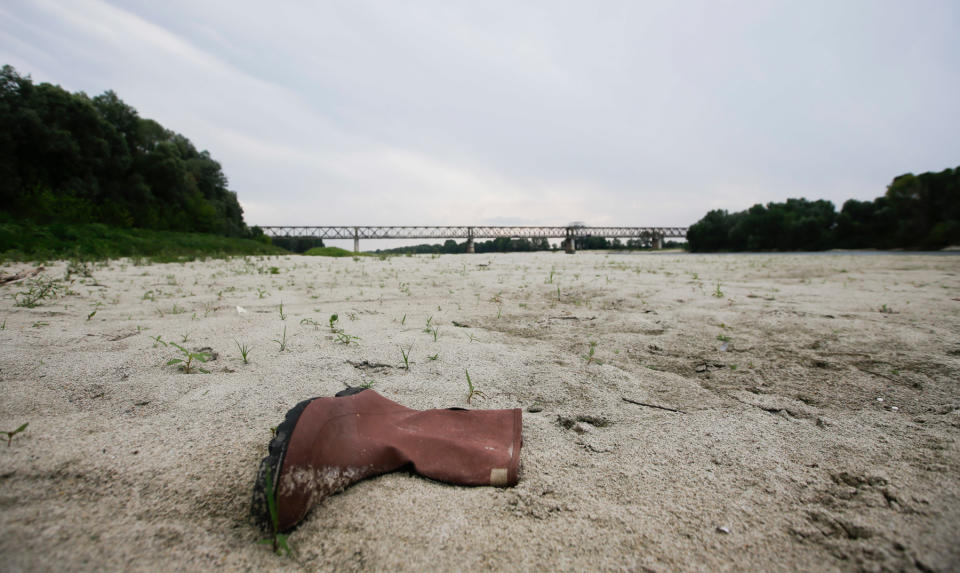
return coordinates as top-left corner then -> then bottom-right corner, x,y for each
1,252 -> 958,571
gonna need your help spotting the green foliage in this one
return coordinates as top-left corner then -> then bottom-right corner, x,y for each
14,275 -> 63,307
584,341 -> 601,365
0,65 -> 255,238
235,340 -> 252,364
687,166 -> 960,251
465,369 -> 485,403
399,345 -> 411,370
305,247 -> 368,257
0,219 -> 283,262
335,331 -> 360,345
166,342 -> 210,374
257,466 -> 293,557
270,236 -> 326,253
273,326 -> 288,351
687,199 -> 837,252
374,236 -> 554,255
4,422 -> 28,447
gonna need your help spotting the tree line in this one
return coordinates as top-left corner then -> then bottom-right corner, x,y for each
0,65 -> 252,237
373,235 -> 683,255
686,166 -> 960,251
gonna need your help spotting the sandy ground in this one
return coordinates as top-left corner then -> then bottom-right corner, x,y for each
0,251 -> 958,572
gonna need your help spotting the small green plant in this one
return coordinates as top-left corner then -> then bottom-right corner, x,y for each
496,304 -> 503,319
713,281 -> 724,298
465,369 -> 485,404
585,341 -> 601,365
166,343 -> 210,374
468,333 -> 479,343
257,288 -> 269,299
431,327 -> 439,342
401,314 -> 407,326
329,314 -> 339,332
278,301 -> 287,321
269,266 -> 280,275
879,304 -> 894,314
427,353 -> 439,361
87,309 -> 98,321
556,286 -> 561,301
273,326 -> 288,351
258,466 -> 293,557
4,422 -> 28,447
716,333 -> 731,342
399,345 -> 411,370
180,332 -> 191,343
66,258 -> 94,278
335,331 -> 360,345
299,317 -> 320,329
152,334 -> 167,348
0,318 -> 5,330
236,340 -> 252,364
15,276 -> 63,308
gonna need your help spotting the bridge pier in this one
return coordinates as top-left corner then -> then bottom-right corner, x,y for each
466,228 -> 475,253
563,232 -> 576,254
652,234 -> 662,250
353,227 -> 359,253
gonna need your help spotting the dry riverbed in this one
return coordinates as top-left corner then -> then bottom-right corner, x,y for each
1,251 -> 958,572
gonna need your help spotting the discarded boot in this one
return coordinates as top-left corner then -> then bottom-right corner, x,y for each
252,388 -> 523,532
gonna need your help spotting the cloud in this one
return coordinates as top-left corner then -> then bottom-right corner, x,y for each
2,0 -> 959,229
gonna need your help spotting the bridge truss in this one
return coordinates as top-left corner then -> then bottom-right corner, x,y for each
258,225 -> 688,253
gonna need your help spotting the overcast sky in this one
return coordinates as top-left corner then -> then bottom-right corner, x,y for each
3,0 -> 958,230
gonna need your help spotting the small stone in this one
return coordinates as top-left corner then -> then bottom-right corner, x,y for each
890,406 -> 899,411
716,526 -> 731,534
876,397 -> 884,402
527,405 -> 543,413
573,422 -> 590,434
696,364 -> 707,373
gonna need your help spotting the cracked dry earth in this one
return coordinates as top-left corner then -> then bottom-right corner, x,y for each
0,251 -> 958,572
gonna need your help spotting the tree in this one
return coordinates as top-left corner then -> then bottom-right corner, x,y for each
0,65 -> 250,237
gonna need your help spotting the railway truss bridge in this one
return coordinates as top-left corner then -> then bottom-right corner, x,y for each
259,225 -> 688,254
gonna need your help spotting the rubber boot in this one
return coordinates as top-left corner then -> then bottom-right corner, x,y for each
252,388 -> 523,532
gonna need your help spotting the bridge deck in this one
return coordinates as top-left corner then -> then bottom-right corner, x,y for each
259,225 -> 688,240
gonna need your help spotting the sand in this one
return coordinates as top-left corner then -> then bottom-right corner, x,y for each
0,251 -> 958,572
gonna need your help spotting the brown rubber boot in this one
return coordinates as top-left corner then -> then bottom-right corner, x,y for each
252,388 -> 523,532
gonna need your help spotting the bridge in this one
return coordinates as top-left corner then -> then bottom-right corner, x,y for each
259,225 -> 689,253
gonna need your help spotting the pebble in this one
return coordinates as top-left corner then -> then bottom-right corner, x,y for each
527,405 -> 543,413
716,526 -> 731,534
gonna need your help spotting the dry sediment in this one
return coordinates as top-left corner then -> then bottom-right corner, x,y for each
0,252 -> 958,571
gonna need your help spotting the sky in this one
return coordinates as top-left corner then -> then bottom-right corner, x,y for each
2,0 -> 959,234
